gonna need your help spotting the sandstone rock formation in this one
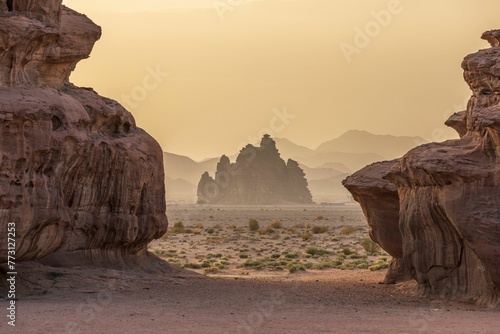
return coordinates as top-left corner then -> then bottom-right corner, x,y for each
344,30 -> 500,306
0,1 -> 168,270
197,135 -> 313,205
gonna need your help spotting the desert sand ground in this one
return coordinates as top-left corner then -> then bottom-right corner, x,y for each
2,205 -> 500,334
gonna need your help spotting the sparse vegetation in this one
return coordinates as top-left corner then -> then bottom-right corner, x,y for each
269,221 -> 283,229
361,238 -> 381,254
340,226 -> 357,235
248,219 -> 260,231
301,231 -> 313,241
150,206 -> 392,276
312,226 -> 328,234
171,221 -> 186,233
342,248 -> 353,256
259,226 -> 275,235
306,247 -> 329,256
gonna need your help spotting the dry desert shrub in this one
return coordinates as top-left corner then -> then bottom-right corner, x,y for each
312,226 -> 328,234
361,238 -> 381,254
269,221 -> 283,229
301,231 -> 312,241
259,226 -> 275,235
306,247 -> 330,256
248,219 -> 260,231
340,226 -> 357,235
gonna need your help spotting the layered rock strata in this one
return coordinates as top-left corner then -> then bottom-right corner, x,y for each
0,1 -> 168,270
344,30 -> 500,306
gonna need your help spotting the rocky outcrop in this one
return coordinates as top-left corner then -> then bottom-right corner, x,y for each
343,30 -> 500,306
342,160 -> 412,283
197,135 -> 313,205
0,1 -> 168,270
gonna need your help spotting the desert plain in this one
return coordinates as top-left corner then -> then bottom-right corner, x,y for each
2,204 -> 500,334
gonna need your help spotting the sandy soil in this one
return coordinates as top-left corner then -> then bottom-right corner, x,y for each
151,205 -> 390,275
1,205 -> 499,334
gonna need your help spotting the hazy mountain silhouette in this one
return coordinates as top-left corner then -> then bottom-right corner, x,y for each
316,130 -> 427,158
163,130 -> 426,202
295,151 -> 384,173
299,163 -> 345,181
197,135 -> 313,205
308,174 -> 351,202
165,177 -> 196,201
274,138 -> 317,159
316,162 -> 351,173
163,152 -> 218,185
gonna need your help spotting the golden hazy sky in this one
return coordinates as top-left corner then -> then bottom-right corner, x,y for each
64,0 -> 500,160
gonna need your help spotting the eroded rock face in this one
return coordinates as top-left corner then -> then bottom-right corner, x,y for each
0,1 -> 168,269
343,160 -> 402,258
344,31 -> 500,306
342,160 -> 412,283
197,135 -> 313,205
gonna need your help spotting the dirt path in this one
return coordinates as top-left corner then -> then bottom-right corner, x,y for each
1,264 -> 499,334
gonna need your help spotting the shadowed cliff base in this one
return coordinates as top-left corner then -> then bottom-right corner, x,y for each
344,29 -> 500,307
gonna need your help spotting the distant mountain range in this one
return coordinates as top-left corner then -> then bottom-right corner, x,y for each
315,130 -> 426,157
163,130 -> 428,203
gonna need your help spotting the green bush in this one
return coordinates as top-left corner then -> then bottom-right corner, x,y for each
312,226 -> 328,234
306,247 -> 329,256
171,221 -> 186,233
249,219 -> 260,231
184,263 -> 202,269
285,252 -> 300,259
361,238 -> 381,254
369,263 -> 389,271
342,248 -> 353,256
